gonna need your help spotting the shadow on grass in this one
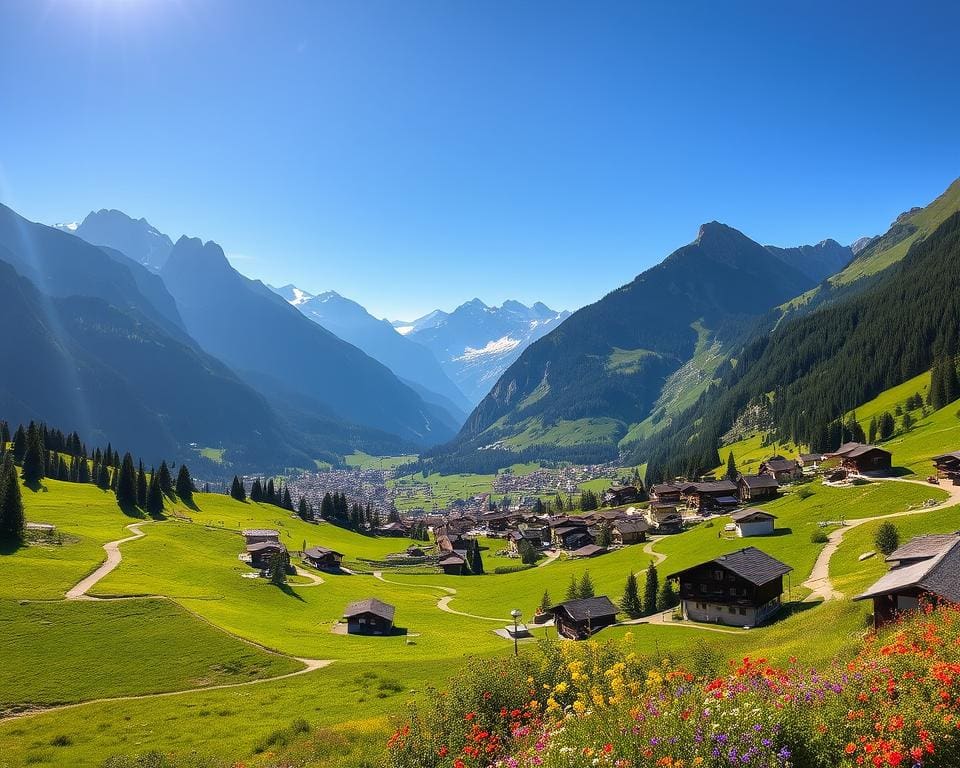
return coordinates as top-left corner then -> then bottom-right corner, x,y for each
347,626 -> 409,637
888,467 -> 915,478
276,583 -> 306,602
769,527 -> 794,537
773,600 -> 821,623
0,537 -> 25,555
117,501 -> 149,520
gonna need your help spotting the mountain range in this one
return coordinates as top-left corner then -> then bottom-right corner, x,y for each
393,299 -> 571,404
430,176 -> 960,477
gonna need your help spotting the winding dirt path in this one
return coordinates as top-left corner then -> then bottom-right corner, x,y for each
293,566 -> 325,586
641,536 -> 667,566
65,522 -> 151,600
372,570 -> 508,622
3,657 -> 333,722
802,476 -> 958,601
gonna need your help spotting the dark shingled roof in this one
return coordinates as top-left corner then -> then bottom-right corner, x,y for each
762,459 -> 799,472
571,544 -> 607,558
344,597 -> 396,622
246,541 -> 285,553
690,480 -> 738,494
650,483 -> 682,495
668,547 -> 792,585
738,473 -> 779,489
613,519 -> 650,533
829,442 -> 890,459
856,535 -> 960,603
730,508 -> 777,522
304,545 -> 343,559
551,595 -> 618,621
886,534 -> 960,563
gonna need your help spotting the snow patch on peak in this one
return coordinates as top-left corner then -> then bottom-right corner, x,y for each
54,221 -> 79,232
455,335 -> 521,361
394,325 -> 415,336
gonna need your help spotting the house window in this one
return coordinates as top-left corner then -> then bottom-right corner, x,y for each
739,607 -> 747,615
714,570 -> 725,581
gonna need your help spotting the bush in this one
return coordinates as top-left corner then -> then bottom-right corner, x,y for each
875,521 -> 900,555
797,486 -> 814,500
810,529 -> 829,543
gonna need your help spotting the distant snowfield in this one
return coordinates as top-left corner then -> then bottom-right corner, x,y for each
456,335 -> 521,361
394,325 -> 415,336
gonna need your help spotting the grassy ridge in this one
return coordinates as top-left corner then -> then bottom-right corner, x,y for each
0,598 -> 300,713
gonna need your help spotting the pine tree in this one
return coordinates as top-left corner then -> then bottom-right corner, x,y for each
175,463 -> 194,502
78,453 -> 90,484
538,589 -> 552,615
725,451 -> 738,481
136,461 -> 148,508
265,479 -> 276,505
578,570 -> 594,599
642,561 -> 659,615
157,461 -> 173,496
656,579 -> 678,611
21,422 -> 45,486
620,572 -> 643,618
297,496 -> 309,520
595,524 -> 612,548
565,573 -> 579,601
230,475 -> 246,502
320,492 -> 333,520
250,478 -> 263,502
115,453 -> 138,509
96,462 -> 111,490
868,415 -> 878,444
517,538 -> 538,565
466,539 -> 484,575
146,471 -> 164,517
282,486 -> 293,511
878,411 -> 896,440
268,551 -> 288,585
0,454 -> 25,542
875,521 -> 900,556
11,425 -> 26,463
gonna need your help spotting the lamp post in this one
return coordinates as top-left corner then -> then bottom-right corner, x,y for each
510,608 -> 522,656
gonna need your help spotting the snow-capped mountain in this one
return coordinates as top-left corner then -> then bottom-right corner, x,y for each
271,285 -> 472,423
394,299 -> 571,405
55,209 -> 174,271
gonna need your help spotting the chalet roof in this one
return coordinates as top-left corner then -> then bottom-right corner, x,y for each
303,546 -> 343,558
242,529 -> 280,538
738,473 -> 779,489
762,459 -> 799,472
549,516 -> 586,528
730,508 -> 777,522
607,485 -> 639,493
668,547 -> 792,585
344,598 -> 396,622
571,544 -> 607,557
613,519 -> 650,533
650,483 -> 682,495
932,451 -> 960,462
438,552 -> 466,566
246,541 -> 285,553
551,595 -> 618,622
799,454 -> 824,462
856,536 -> 960,603
714,496 -> 741,506
650,501 -> 678,510
829,442 -> 890,459
689,480 -> 738,494
886,534 -> 960,563
554,524 -> 588,536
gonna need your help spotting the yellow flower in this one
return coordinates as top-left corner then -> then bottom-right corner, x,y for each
572,699 -> 587,714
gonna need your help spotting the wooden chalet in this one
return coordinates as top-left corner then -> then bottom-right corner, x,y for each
855,534 -> 960,628
645,502 -> 683,533
571,543 -> 607,558
611,518 -> 649,545
668,547 -> 791,628
242,528 -> 280,546
758,457 -> 802,482
374,521 -> 409,537
932,452 -> 960,483
302,545 -> 344,571
681,480 -> 740,513
798,453 -> 825,470
549,595 -> 619,639
481,510 -> 517,533
737,473 -> 779,502
649,483 -> 683,504
507,527 -> 547,553
827,442 -> 893,474
246,541 -> 287,570
551,523 -> 594,550
602,485 -> 642,507
343,598 -> 396,635
438,550 -> 468,575
729,508 -> 776,537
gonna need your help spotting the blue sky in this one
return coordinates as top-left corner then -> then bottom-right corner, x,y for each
1,1 -> 958,320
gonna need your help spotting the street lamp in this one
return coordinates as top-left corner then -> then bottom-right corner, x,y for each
510,608 -> 522,656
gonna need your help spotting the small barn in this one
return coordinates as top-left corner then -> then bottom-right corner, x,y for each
302,545 -> 344,571
649,483 -> 683,504
932,452 -> 960,483
438,550 -> 467,575
549,596 -> 619,640
682,480 -> 740,512
343,598 -> 396,635
854,534 -> 960,628
737,473 -> 779,502
730,508 -> 776,537
827,443 -> 893,474
242,529 -> 281,546
798,453 -> 825,471
611,519 -> 649,545
570,543 -> 607,558
603,485 -> 641,506
246,541 -> 287,570
759,457 -> 802,483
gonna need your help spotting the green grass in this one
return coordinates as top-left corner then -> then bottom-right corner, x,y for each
831,502 -> 960,598
500,417 -> 624,450
197,447 -> 225,464
343,451 -> 417,471
0,598 -> 300,714
873,399 -> 960,476
712,433 -> 802,477
389,470 -> 497,511
0,479 -> 136,600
